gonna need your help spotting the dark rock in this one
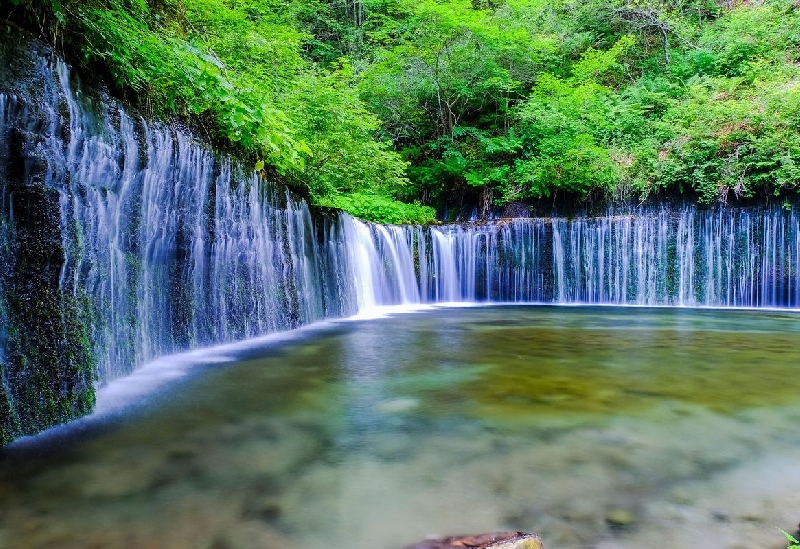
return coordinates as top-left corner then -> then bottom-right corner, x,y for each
0,35 -> 96,446
712,511 -> 730,523
242,494 -> 283,522
0,55 -> 94,445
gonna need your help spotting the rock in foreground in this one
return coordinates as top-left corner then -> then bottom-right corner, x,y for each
403,531 -> 545,549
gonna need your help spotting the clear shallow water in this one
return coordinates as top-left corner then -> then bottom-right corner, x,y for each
2,306 -> 800,549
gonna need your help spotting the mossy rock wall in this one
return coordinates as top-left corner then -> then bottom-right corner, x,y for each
0,41 -> 96,446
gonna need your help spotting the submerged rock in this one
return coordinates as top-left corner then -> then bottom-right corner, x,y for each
668,487 -> 694,505
376,397 -> 420,414
403,531 -> 545,549
605,509 -> 635,529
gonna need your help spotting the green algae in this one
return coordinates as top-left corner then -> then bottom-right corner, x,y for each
377,364 -> 493,393
412,309 -> 800,420
238,306 -> 800,424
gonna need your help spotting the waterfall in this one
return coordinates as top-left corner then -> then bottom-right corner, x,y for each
0,46 -> 429,392
405,207 -> 800,307
2,38 -> 800,442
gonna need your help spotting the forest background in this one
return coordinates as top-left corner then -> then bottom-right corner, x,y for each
5,0 -> 800,223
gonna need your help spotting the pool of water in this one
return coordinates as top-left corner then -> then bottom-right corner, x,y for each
2,306 -> 800,549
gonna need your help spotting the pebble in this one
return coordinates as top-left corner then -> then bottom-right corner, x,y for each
80,458 -> 166,498
542,523 -> 582,546
376,397 -> 420,414
373,436 -> 413,461
605,509 -> 635,529
242,494 -> 283,522
668,488 -> 694,505
215,520 -> 291,549
711,510 -> 730,523
738,512 -> 765,523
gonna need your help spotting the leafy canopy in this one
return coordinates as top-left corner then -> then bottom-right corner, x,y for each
10,0 -> 800,218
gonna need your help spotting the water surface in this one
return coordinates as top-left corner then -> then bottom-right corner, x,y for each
3,306 -> 800,549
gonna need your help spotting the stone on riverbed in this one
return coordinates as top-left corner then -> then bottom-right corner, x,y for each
403,531 -> 545,549
605,509 -> 635,529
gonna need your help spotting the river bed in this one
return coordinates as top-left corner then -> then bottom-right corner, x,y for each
1,305 -> 799,549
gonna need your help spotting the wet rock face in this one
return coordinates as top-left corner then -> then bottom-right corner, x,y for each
0,39 -> 95,446
403,532 -> 545,549
0,28 -> 362,446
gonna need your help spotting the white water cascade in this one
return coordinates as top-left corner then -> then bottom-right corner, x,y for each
2,42 -> 800,411
0,48 -> 429,390
412,210 -> 800,307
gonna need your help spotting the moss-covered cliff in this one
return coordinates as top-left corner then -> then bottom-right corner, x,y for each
0,40 -> 95,446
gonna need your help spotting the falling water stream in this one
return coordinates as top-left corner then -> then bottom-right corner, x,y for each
3,50 -> 800,390
2,40 -> 800,549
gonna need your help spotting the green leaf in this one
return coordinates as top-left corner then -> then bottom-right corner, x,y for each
781,529 -> 800,545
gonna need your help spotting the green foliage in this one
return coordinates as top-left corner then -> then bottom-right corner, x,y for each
70,0 -> 309,173
10,0 -> 800,217
7,0 -> 414,221
781,529 -> 800,549
510,37 -> 634,200
284,62 -> 410,200
318,192 -> 436,224
355,0 -> 800,208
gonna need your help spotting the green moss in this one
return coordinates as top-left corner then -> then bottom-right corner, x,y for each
0,135 -> 96,445
0,362 -> 22,446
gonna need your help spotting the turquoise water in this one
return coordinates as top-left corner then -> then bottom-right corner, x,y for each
2,306 -> 800,549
